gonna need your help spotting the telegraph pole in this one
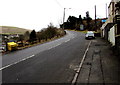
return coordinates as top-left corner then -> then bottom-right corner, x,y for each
62,8 -> 66,29
95,5 -> 97,31
62,8 -> 71,29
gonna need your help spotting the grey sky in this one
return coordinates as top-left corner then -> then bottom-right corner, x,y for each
0,0 -> 111,31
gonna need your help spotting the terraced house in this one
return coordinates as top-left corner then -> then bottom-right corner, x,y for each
101,0 -> 120,55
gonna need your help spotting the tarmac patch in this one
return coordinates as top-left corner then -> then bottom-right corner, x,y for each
94,49 -> 101,54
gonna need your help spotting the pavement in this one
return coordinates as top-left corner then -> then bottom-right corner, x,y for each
76,38 -> 120,85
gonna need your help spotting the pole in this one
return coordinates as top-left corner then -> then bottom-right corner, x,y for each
63,8 -> 66,29
106,3 -> 108,18
95,5 -> 97,31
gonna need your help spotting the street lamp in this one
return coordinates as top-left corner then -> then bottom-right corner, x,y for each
62,8 -> 71,29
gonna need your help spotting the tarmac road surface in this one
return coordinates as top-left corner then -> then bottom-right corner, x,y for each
2,31 -> 90,83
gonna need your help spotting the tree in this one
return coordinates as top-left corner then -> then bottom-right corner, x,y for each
18,35 -> 24,46
62,15 -> 83,30
48,23 -> 54,28
79,15 -> 83,24
24,31 -> 30,41
19,35 -> 24,42
86,11 -> 92,30
29,30 -> 37,43
66,16 -> 78,30
45,23 -> 57,39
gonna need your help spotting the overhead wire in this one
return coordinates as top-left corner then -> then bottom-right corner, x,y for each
54,0 -> 63,8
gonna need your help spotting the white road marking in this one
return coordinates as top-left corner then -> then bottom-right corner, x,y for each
0,55 -> 35,71
65,39 -> 70,42
71,41 -> 92,85
48,47 -> 53,50
48,43 -> 62,50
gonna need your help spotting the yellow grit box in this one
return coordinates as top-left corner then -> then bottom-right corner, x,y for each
7,42 -> 18,51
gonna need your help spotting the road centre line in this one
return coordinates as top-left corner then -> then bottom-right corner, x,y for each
0,55 -> 35,71
71,41 -> 92,85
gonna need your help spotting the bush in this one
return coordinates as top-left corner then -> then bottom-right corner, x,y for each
37,27 -> 65,42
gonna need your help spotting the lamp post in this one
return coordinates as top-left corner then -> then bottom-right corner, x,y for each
62,8 -> 71,29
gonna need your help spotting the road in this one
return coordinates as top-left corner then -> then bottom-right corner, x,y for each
2,31 -> 90,83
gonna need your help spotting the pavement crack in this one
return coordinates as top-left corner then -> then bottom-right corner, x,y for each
87,52 -> 94,85
100,52 -> 105,85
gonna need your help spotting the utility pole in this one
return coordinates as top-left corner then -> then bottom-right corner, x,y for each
95,5 -> 97,31
62,8 -> 71,29
62,8 -> 66,29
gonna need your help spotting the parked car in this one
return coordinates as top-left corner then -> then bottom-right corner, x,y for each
85,31 -> 95,39
0,46 -> 5,52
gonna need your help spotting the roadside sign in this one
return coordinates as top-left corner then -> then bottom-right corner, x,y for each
80,24 -> 84,30
102,20 -> 106,22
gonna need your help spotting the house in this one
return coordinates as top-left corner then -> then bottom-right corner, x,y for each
101,0 -> 120,55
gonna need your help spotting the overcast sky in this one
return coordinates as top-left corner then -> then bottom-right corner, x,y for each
0,0 -> 111,31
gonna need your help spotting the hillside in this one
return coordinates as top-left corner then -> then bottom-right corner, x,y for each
0,26 -> 32,34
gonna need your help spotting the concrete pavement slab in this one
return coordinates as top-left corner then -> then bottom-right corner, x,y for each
76,38 -> 120,85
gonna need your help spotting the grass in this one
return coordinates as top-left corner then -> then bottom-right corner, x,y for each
66,29 -> 88,33
0,26 -> 32,34
66,29 -> 101,34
